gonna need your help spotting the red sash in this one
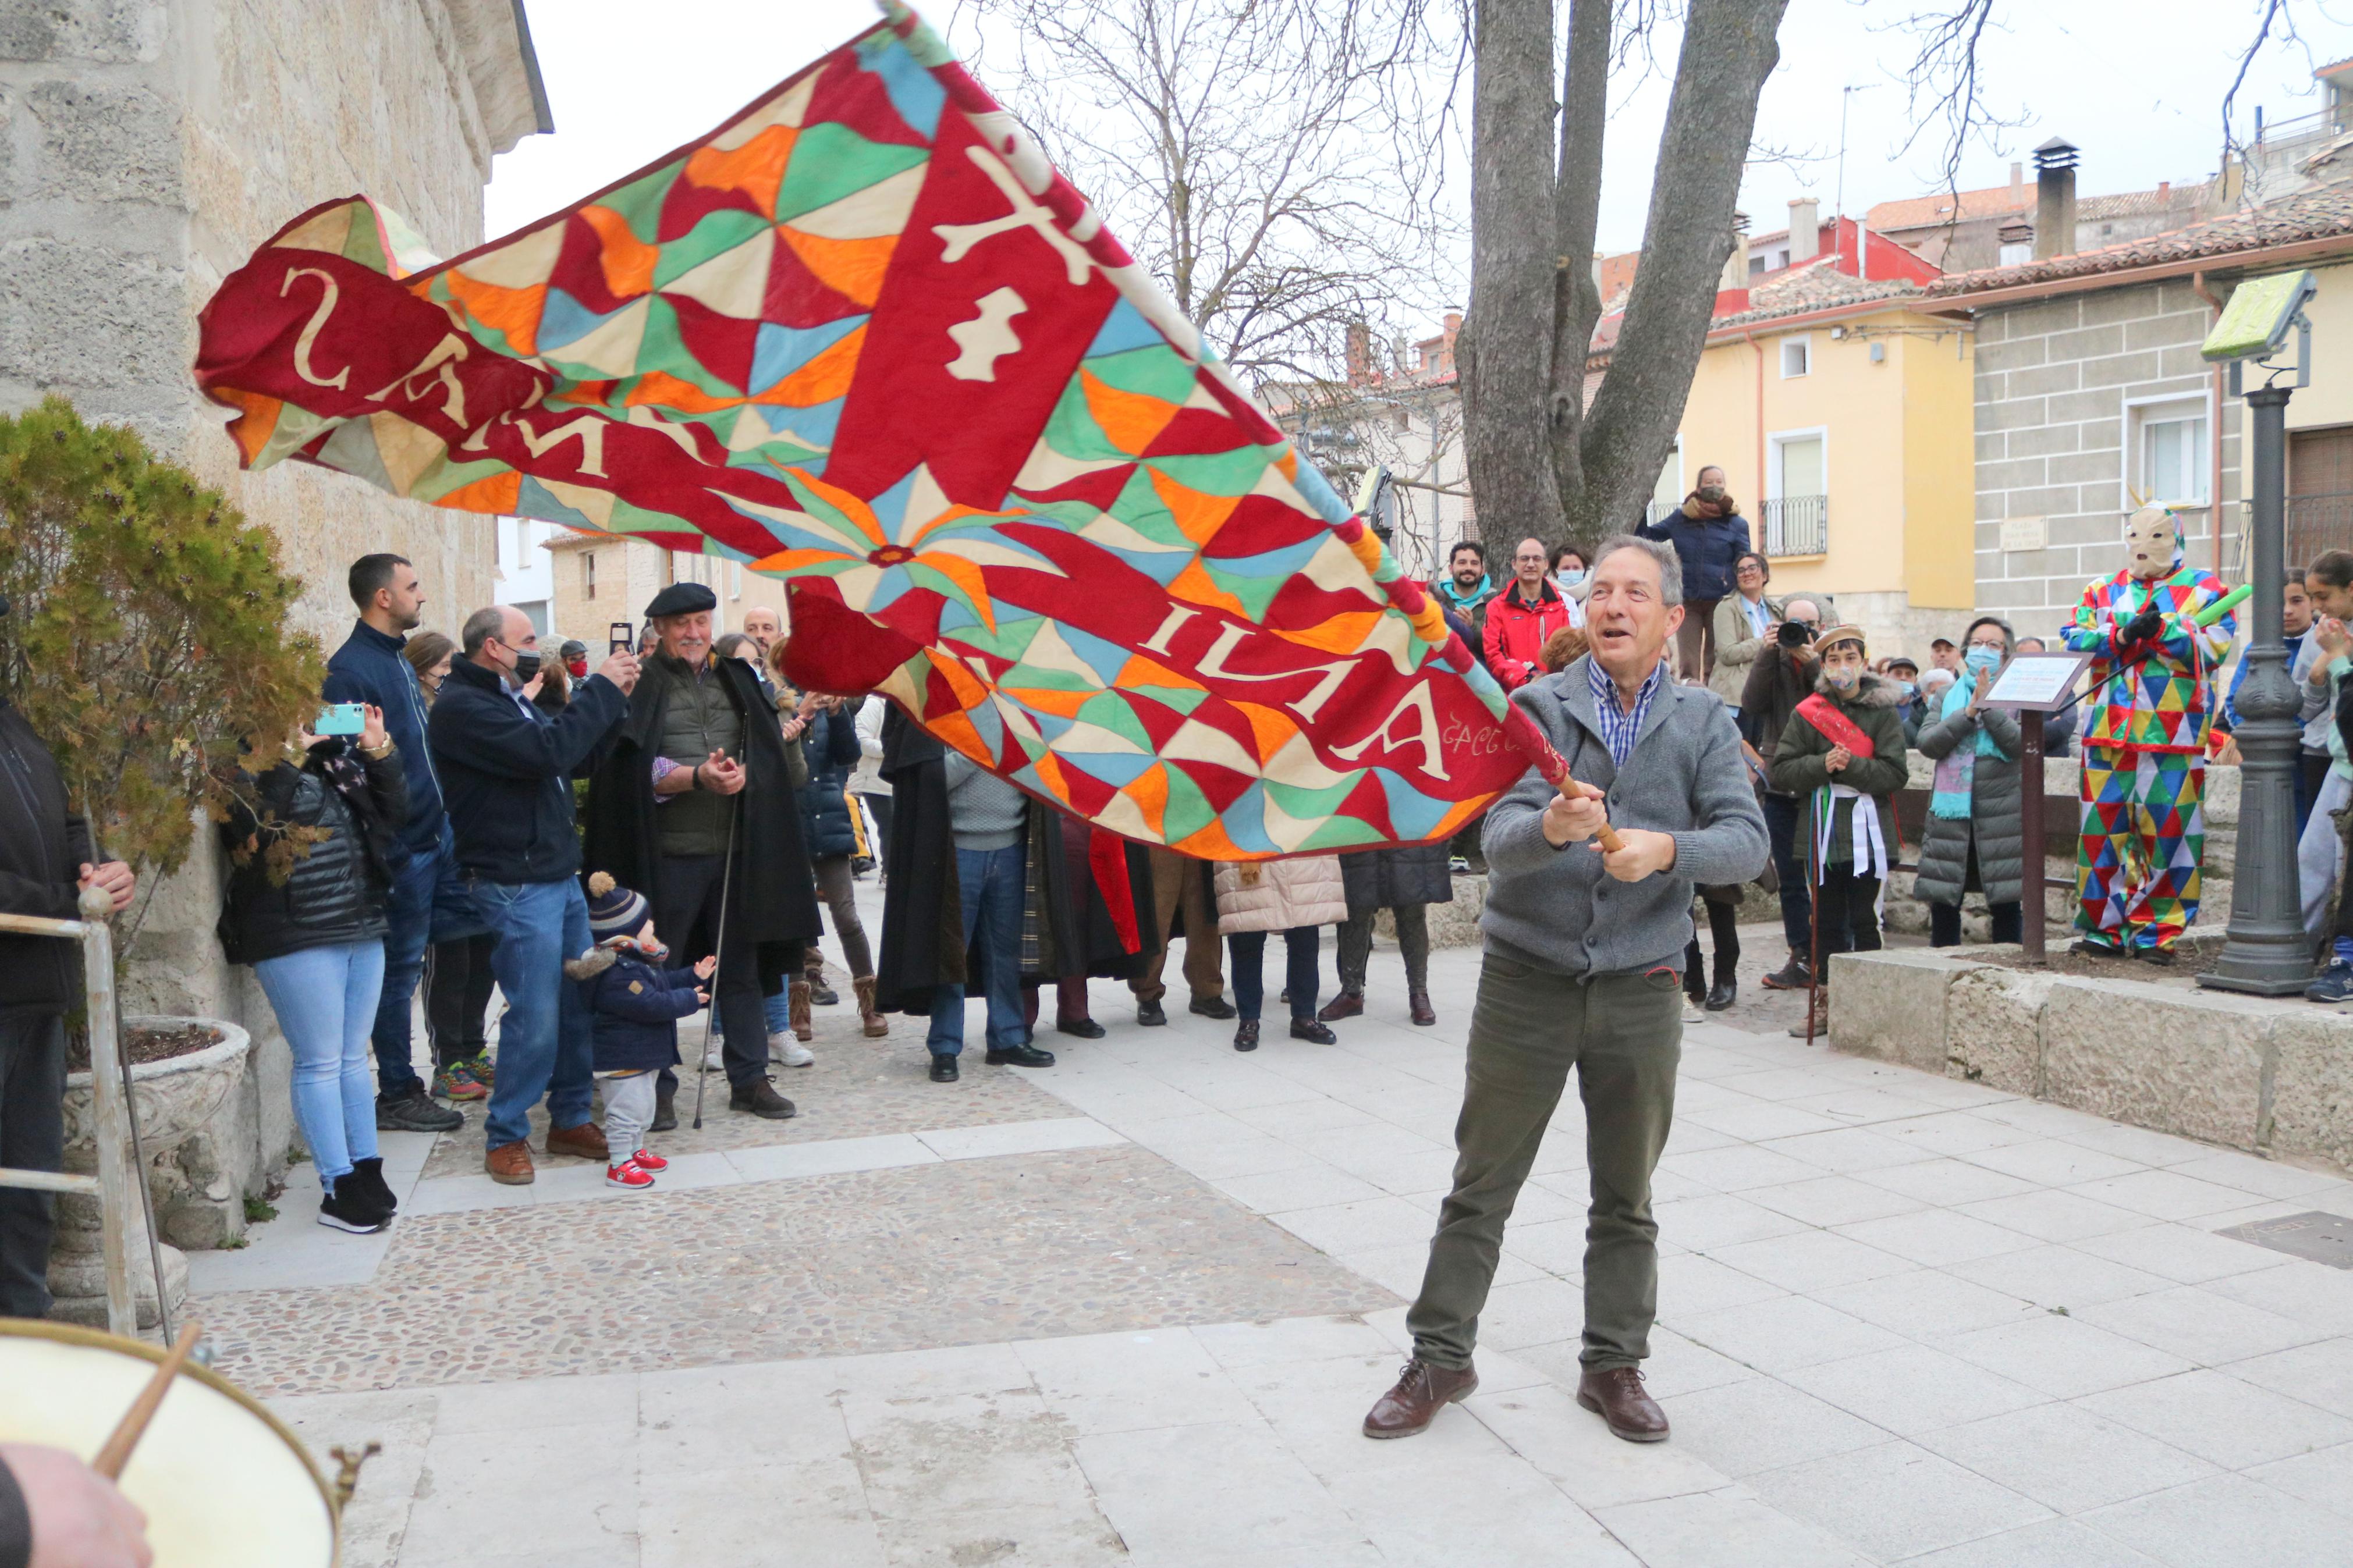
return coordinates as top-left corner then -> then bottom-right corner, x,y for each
1795,694 -> 1876,758
1088,830 -> 1142,953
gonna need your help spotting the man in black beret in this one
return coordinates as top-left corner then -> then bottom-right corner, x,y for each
583,581 -> 819,1125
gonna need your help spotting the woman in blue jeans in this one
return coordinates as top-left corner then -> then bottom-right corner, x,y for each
220,705 -> 408,1233
1212,856 -> 1347,1051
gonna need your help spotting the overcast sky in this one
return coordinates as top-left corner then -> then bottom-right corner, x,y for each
489,1 -> 2353,334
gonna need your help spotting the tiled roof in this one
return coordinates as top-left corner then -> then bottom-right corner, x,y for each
1709,265 -> 1922,330
1927,186 -> 2353,296
1868,183 -> 2028,232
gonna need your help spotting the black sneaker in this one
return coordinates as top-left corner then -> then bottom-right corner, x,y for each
318,1184 -> 389,1234
985,1043 -> 1056,1068
729,1076 -> 798,1119
1056,1017 -> 1107,1039
1759,957 -> 1811,991
1135,998 -> 1168,1027
346,1155 -> 397,1217
2070,938 -> 2125,961
2134,945 -> 2177,968
929,1054 -> 960,1082
2307,959 -> 2353,1003
376,1087 -> 463,1133
1188,994 -> 1237,1020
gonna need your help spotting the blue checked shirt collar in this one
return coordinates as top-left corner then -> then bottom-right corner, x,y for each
1586,656 -> 1669,768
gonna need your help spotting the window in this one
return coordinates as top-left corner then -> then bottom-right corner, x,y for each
1765,429 -> 1829,556
2131,396 -> 2210,506
1780,336 -> 1811,378
584,552 -> 597,600
1749,254 -> 1767,276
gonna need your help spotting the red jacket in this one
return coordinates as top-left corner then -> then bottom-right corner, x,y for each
1483,581 -> 1571,691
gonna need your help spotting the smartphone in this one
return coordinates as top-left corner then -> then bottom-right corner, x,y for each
315,703 -> 366,736
609,636 -> 630,656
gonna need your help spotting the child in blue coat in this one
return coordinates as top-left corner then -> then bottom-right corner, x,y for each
567,872 -> 713,1188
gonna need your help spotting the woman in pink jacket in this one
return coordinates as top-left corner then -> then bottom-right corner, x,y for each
1213,856 -> 1347,1051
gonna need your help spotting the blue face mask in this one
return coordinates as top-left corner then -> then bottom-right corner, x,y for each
1965,645 -> 2003,675
1555,569 -> 1587,589
1897,681 -> 1917,698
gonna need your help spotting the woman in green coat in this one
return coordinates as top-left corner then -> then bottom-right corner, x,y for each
1769,625 -> 1910,1034
1915,616 -> 2027,947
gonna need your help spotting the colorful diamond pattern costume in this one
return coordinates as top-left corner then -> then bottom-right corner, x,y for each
191,3 -> 1551,859
2060,513 -> 2234,952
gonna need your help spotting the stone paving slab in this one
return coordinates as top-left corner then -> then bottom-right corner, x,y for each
200,1143 -> 1392,1399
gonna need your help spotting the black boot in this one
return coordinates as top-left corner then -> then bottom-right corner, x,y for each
650,1081 -> 678,1133
346,1155 -> 398,1217
1705,964 -> 1738,1011
730,1076 -> 798,1119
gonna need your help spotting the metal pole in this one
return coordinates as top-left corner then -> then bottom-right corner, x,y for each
2204,383 -> 2308,995
2021,710 -> 2046,963
78,888 -> 139,1336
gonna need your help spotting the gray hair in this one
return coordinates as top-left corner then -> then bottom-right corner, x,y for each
1592,534 -> 1683,608
1964,614 -> 2015,652
1784,595 -> 1822,622
460,606 -> 509,657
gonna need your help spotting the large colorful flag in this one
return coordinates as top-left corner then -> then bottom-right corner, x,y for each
193,1 -> 1559,858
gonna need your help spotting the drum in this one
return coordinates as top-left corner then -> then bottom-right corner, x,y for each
0,1318 -> 339,1566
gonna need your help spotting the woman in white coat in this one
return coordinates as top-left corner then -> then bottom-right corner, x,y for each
1214,855 -> 1348,1051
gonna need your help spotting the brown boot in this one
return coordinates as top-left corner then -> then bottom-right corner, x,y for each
545,1121 -> 609,1162
1787,990 -> 1830,1040
1408,989 -> 1436,1026
1577,1366 -> 1669,1442
485,1139 -> 535,1185
788,980 -> 814,1043
854,975 -> 888,1037
1362,1357 -> 1479,1438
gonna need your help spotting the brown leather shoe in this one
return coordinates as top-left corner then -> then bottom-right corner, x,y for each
1577,1366 -> 1669,1442
1408,988 -> 1436,1026
545,1121 -> 610,1162
788,980 -> 814,1042
1317,990 -> 1364,1022
1362,1357 -> 1479,1439
485,1140 -> 535,1185
854,975 -> 889,1038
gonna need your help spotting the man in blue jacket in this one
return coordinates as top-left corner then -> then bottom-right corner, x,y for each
430,605 -> 637,1185
322,554 -> 466,1135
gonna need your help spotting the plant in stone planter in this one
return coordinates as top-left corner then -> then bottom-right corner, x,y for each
0,396 -> 324,968
0,398 -> 323,1321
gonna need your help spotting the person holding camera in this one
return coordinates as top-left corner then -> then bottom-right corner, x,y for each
322,554 -> 467,1136
431,606 -> 637,1184
219,704 -> 408,1232
1737,596 -> 1826,990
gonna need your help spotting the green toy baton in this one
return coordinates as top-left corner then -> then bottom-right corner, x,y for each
2193,584 -> 2251,628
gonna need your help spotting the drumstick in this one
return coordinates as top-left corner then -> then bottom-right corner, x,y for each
93,1321 -> 201,1480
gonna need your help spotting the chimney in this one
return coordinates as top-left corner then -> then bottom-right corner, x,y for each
1788,197 -> 1820,262
1440,311 -> 1462,374
1345,321 -> 1371,383
1719,212 -> 1751,291
2009,161 -> 2024,205
2033,137 -> 2078,261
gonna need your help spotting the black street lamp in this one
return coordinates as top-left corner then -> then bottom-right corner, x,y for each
2201,270 -> 2319,997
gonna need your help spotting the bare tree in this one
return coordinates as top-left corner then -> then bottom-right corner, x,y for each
960,0 -> 1460,390
1460,0 -> 1787,548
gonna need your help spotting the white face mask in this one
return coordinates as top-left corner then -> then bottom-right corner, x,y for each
1825,663 -> 1861,691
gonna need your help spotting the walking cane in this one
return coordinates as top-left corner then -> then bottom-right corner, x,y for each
691,795 -> 742,1132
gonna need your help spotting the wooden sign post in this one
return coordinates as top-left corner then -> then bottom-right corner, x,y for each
1983,652 -> 2095,965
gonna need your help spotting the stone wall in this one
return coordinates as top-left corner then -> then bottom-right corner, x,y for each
1972,279 -> 2243,635
1831,946 -> 2352,1174
0,0 -> 543,1242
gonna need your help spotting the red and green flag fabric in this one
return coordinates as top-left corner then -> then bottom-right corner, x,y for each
193,0 -> 1560,858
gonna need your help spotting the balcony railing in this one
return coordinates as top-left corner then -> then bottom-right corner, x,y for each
1644,500 -> 1681,527
2289,492 -> 2353,566
1763,494 -> 1829,557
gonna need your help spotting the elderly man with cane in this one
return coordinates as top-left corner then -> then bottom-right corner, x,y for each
1362,536 -> 1766,1445
583,582 -> 819,1128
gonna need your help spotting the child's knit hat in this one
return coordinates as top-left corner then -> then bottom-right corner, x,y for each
585,871 -> 649,941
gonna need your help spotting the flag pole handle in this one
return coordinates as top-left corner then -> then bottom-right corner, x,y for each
1502,705 -> 1626,853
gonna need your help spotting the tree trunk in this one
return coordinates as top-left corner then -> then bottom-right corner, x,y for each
1546,0 -> 1612,525
1574,0 -> 1786,542
1459,0 -> 1568,553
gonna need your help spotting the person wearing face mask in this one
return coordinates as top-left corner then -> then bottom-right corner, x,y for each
431,605 -> 639,1183
1550,545 -> 1591,629
1883,655 -> 1925,746
1915,618 -> 2026,949
1769,625 -> 1908,1039
1738,596 -> 1826,990
1637,464 -> 1751,682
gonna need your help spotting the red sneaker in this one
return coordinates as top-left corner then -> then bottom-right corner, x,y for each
628,1149 -> 669,1172
604,1161 -> 655,1189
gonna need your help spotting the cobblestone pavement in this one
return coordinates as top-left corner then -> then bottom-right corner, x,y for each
191,877 -> 2353,1566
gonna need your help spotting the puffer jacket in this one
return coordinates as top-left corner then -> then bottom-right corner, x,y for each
1214,856 -> 1347,934
1339,844 -> 1453,913
566,943 -> 700,1074
0,698 -> 95,1018
795,705 -> 865,859
1767,670 -> 1910,868
218,741 -> 409,966
1913,701 -> 2026,908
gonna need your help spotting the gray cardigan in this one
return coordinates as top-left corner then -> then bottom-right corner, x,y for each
1481,660 -> 1769,978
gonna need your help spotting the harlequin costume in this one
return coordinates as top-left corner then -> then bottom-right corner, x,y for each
2060,507 -> 2235,957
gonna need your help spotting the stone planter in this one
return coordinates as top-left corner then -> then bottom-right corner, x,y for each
49,1017 -> 251,1329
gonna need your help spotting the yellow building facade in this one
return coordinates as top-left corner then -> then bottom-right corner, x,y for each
1667,298 -> 1978,657
545,533 -> 772,653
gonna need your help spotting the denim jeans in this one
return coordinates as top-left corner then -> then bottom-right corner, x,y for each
371,826 -> 485,1097
1761,791 -> 1812,957
928,844 -> 1025,1055
471,876 -> 596,1148
1228,927 -> 1319,1021
254,940 -> 386,1189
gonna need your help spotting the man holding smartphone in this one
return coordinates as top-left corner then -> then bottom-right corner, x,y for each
324,554 -> 466,1135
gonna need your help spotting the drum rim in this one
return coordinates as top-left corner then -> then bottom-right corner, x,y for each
0,1317 -> 342,1548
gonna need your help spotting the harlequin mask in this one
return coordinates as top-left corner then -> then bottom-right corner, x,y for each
2123,504 -> 2182,582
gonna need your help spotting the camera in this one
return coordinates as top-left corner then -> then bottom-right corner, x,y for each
1776,620 -> 1815,649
